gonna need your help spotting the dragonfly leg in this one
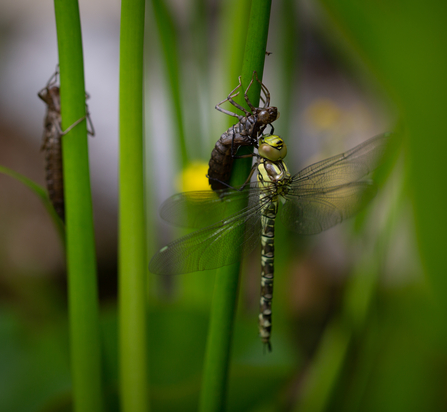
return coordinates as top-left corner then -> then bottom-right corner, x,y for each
59,114 -> 90,136
46,68 -> 59,88
231,153 -> 256,160
215,78 -> 244,117
226,76 -> 252,116
254,71 -> 271,108
206,175 -> 236,190
58,105 -> 94,136
244,71 -> 272,110
258,124 -> 268,137
244,71 -> 272,111
215,92 -> 245,119
215,76 -> 252,118
84,95 -> 95,136
85,108 -> 95,136
214,105 -> 244,119
207,160 -> 258,191
237,162 -> 259,191
243,72 -> 257,112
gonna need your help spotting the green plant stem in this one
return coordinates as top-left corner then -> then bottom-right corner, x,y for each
230,0 -> 273,187
218,0 -> 252,100
199,2 -> 272,411
118,0 -> 149,411
53,1 -> 102,411
151,0 -> 188,167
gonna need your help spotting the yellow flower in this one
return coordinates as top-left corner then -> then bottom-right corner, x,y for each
304,98 -> 343,132
176,161 -> 210,192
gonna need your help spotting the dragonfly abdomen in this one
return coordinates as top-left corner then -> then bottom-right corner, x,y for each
259,199 -> 277,351
44,131 -> 65,221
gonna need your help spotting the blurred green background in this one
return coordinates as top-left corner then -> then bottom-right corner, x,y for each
1,0 -> 447,410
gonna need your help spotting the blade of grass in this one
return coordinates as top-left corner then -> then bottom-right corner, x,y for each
118,0 -> 149,411
297,156 -> 403,412
199,2 -> 273,411
53,0 -> 102,411
0,165 -> 65,242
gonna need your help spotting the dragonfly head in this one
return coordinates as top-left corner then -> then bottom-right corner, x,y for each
258,134 -> 287,161
256,107 -> 280,124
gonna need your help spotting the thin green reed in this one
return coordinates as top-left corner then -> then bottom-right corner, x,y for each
53,0 -> 102,411
199,2 -> 273,412
118,0 -> 150,411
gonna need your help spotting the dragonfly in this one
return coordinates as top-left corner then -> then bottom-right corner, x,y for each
150,132 -> 392,350
38,68 -> 94,222
208,72 -> 279,191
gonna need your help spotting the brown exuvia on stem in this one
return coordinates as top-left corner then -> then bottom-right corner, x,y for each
208,72 -> 279,191
38,68 -> 94,222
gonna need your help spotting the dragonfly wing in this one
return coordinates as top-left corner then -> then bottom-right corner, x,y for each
149,194 -> 267,275
280,181 -> 377,234
291,133 -> 391,189
159,184 -> 263,228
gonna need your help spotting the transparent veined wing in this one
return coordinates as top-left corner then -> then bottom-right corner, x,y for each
278,133 -> 390,234
290,133 -> 391,192
280,181 -> 377,234
149,191 -> 272,275
159,183 -> 264,229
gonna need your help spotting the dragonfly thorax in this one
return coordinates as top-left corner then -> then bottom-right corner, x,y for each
257,158 -> 291,186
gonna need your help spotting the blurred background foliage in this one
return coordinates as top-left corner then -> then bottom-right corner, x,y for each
0,0 -> 446,411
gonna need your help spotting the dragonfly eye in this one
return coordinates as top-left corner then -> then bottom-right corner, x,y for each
258,135 -> 288,161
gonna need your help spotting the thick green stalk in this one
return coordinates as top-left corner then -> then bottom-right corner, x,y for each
53,1 -> 102,411
218,0 -> 252,100
199,2 -> 272,411
230,0 -> 273,186
151,0 -> 188,167
118,0 -> 149,411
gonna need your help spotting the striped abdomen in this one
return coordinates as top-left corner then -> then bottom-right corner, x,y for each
256,154 -> 290,351
259,197 -> 277,351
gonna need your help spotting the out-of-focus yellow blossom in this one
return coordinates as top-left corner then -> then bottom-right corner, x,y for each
304,98 -> 374,137
176,161 -> 210,192
304,98 -> 343,132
